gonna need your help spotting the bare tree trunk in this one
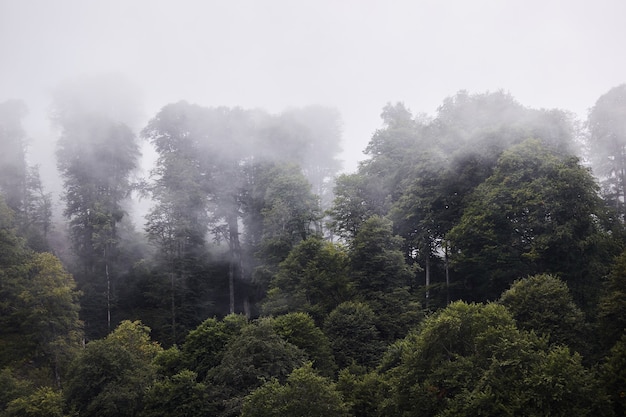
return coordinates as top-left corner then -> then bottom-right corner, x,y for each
425,254 -> 430,302
228,213 -> 241,314
104,246 -> 111,331
445,241 -> 450,305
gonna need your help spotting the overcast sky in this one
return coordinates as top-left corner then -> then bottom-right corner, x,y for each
1,0 -> 625,176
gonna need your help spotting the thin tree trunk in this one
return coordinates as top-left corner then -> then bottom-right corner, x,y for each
104,246 -> 111,331
228,213 -> 241,314
445,241 -> 450,305
425,253 -> 430,302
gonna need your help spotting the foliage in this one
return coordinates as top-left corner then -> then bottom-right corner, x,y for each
323,301 -> 385,369
449,139 -> 610,303
262,237 -> 351,322
208,318 -> 307,416
181,314 -> 248,380
140,369 -> 214,417
54,79 -> 141,339
337,368 -> 391,417
386,301 -> 611,416
598,250 -> 626,349
602,332 -> 626,416
499,274 -> 589,354
4,386 -> 65,417
350,215 -> 414,294
271,312 -> 336,377
241,363 -> 349,417
64,321 -> 162,417
587,84 -> 626,217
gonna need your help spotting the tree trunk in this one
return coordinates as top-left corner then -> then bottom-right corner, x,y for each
227,213 -> 242,314
445,241 -> 450,305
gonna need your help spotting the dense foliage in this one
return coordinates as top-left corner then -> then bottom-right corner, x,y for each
1,86 -> 626,416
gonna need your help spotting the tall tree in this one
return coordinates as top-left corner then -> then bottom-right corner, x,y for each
143,101 -> 212,341
448,139 -> 612,305
588,84 -> 626,219
54,76 -> 141,339
0,100 -> 28,213
0,100 -> 52,250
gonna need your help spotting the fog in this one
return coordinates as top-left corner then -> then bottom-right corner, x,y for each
2,0 -> 626,193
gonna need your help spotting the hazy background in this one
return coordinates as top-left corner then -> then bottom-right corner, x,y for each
1,0 -> 625,192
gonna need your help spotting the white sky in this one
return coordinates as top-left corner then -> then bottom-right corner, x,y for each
1,0 -> 625,177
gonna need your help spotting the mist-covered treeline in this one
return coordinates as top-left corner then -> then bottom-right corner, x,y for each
1,82 -> 626,416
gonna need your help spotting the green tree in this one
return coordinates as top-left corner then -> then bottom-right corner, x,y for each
64,321 -> 162,417
143,101 -> 214,342
180,314 -> 248,380
4,386 -> 64,417
587,84 -> 626,218
54,79 -> 141,339
0,100 -> 28,213
0,198 -> 82,387
262,237 -> 351,322
0,101 -> 52,250
449,139 -> 611,304
241,363 -> 349,417
598,250 -> 626,349
499,274 -> 589,354
140,369 -> 214,417
323,301 -> 385,369
271,312 -> 336,377
387,301 -> 610,416
602,333 -> 626,416
208,318 -> 307,416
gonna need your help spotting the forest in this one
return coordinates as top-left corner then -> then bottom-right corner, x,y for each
1,82 -> 626,416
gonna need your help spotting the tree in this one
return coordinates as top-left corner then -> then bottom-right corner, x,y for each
0,197 -> 82,387
350,215 -> 414,295
387,301 -> 611,417
271,312 -> 336,377
241,363 -> 349,417
588,84 -> 626,218
323,301 -> 385,369
0,100 -> 28,213
208,318 -> 307,416
449,139 -> 611,304
54,77 -> 141,339
262,237 -> 351,322
598,250 -> 626,349
64,321 -> 162,417
601,333 -> 626,416
0,100 -> 52,250
499,274 -> 589,355
3,386 -> 65,417
140,369 -> 214,417
143,101 -> 213,342
180,314 -> 248,380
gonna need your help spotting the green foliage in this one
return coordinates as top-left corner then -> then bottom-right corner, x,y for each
241,363 -> 349,417
386,301 -> 611,416
54,84 -> 141,339
208,318 -> 307,416
337,368 -> 391,417
350,215 -> 414,294
323,301 -> 385,369
64,321 -> 162,417
449,139 -> 609,303
262,237 -> 351,322
181,314 -> 248,380
602,333 -> 626,416
141,369 -> 214,417
499,274 -> 589,354
588,84 -> 626,216
4,386 -> 64,417
598,250 -> 626,349
271,312 -> 336,377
